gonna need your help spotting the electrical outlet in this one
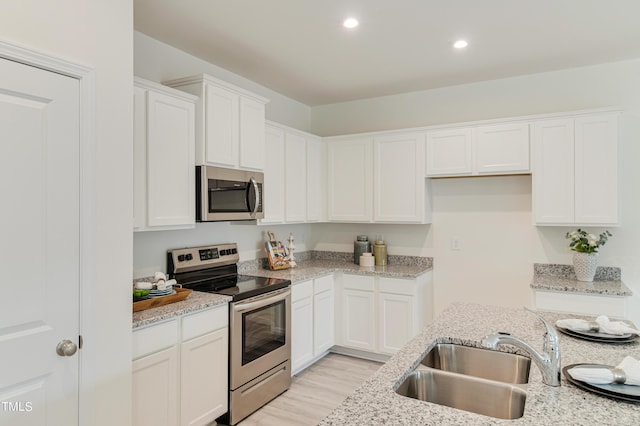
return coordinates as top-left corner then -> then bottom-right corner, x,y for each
451,237 -> 461,251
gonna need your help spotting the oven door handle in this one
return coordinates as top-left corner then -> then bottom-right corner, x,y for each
233,288 -> 290,312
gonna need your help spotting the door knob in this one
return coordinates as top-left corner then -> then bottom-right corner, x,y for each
56,339 -> 78,357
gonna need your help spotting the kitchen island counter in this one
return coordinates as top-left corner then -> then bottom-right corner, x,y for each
320,303 -> 640,425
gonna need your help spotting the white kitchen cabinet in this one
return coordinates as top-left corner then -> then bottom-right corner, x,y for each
261,125 -> 286,223
164,74 -> 269,171
533,113 -> 618,225
426,128 -> 472,176
132,305 -> 229,426
426,122 -> 530,177
285,132 -> 307,222
534,290 -> 628,318
313,275 -> 335,355
337,272 -> 433,356
132,346 -> 179,426
473,123 -> 530,174
327,137 -> 374,222
291,280 -> 314,373
373,132 -> 431,223
341,275 -> 377,352
133,77 -> 197,231
306,135 -> 326,222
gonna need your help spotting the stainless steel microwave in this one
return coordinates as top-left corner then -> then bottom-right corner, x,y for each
196,166 -> 264,222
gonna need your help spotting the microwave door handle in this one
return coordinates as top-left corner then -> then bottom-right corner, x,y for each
249,177 -> 260,217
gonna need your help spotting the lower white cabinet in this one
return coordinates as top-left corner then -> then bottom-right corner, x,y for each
533,290 -> 628,318
132,346 -> 179,426
132,304 -> 229,426
337,272 -> 432,356
291,275 -> 335,374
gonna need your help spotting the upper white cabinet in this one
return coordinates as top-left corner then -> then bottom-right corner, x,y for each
327,133 -> 431,223
285,132 -> 307,222
260,122 -> 325,224
164,74 -> 269,171
134,77 -> 197,231
533,113 -> 618,225
373,132 -> 431,223
261,125 -> 286,223
426,122 -> 530,177
327,137 -> 373,222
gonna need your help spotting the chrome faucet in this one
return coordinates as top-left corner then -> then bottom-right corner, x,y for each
481,308 -> 561,386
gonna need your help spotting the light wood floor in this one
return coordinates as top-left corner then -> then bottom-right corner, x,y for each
238,354 -> 382,426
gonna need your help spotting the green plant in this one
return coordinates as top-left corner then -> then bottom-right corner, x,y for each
565,229 -> 612,253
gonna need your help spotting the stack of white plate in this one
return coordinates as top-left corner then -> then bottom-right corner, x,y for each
148,288 -> 176,298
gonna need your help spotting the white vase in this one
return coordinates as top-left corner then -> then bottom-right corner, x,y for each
573,252 -> 598,282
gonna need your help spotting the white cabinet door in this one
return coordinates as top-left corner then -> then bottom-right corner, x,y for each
291,280 -> 314,373
533,114 -> 618,226
307,136 -> 326,222
374,132 -> 428,223
377,293 -> 413,355
341,274 -> 376,352
426,128 -> 472,176
262,125 -> 285,223
285,132 -> 307,222
239,96 -> 265,170
574,114 -> 618,224
180,328 -> 228,426
533,119 -> 575,224
204,83 -> 239,167
313,275 -> 335,355
132,346 -> 179,426
146,90 -> 196,227
327,137 -> 373,222
473,123 -> 530,174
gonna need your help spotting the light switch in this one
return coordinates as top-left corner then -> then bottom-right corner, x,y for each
451,237 -> 461,251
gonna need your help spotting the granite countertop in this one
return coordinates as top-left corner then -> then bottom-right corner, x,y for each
132,291 -> 231,329
241,258 -> 433,284
320,303 -> 640,425
531,263 -> 632,296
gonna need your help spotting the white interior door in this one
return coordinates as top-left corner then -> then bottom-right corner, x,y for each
0,57 -> 80,425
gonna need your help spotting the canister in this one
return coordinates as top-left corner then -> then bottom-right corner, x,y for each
374,240 -> 388,266
354,235 -> 372,264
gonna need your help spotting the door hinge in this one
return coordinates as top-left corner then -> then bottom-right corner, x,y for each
79,335 -> 83,349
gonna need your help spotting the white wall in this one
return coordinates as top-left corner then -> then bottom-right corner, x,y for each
0,1 -> 133,425
134,31 -> 312,132
311,60 -> 640,327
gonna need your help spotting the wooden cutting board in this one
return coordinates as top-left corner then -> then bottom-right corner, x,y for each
132,287 -> 192,312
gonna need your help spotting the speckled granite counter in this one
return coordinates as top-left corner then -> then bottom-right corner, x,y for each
239,251 -> 433,283
531,263 -> 632,296
132,291 -> 231,329
320,303 -> 640,425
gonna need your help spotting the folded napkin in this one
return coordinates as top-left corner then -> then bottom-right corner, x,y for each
555,316 -> 640,336
568,356 -> 640,386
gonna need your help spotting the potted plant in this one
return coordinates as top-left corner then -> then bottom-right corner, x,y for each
565,229 -> 612,282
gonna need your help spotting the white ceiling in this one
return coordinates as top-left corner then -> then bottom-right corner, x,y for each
134,0 -> 640,106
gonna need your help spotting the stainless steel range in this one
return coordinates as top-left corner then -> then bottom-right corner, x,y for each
167,243 -> 291,425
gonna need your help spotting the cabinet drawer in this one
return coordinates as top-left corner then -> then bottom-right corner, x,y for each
182,304 -> 229,342
133,319 -> 179,360
378,277 -> 416,296
343,274 -> 375,291
314,274 -> 334,294
292,279 -> 313,302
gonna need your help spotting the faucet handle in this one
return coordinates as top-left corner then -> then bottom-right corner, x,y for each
524,307 -> 559,342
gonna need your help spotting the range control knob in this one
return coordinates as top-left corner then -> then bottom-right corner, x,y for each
185,253 -> 193,261
177,254 -> 186,262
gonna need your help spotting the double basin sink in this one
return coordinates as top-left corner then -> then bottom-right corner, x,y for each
395,343 -> 531,420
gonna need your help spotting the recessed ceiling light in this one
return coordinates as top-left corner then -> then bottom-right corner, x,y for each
453,40 -> 468,49
343,18 -> 359,29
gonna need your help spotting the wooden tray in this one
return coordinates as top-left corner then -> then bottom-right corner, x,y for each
132,287 -> 192,313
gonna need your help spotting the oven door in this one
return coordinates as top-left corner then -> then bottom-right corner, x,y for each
229,288 -> 291,389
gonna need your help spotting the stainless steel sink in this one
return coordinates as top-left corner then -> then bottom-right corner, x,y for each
420,343 -> 531,384
395,369 -> 527,420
